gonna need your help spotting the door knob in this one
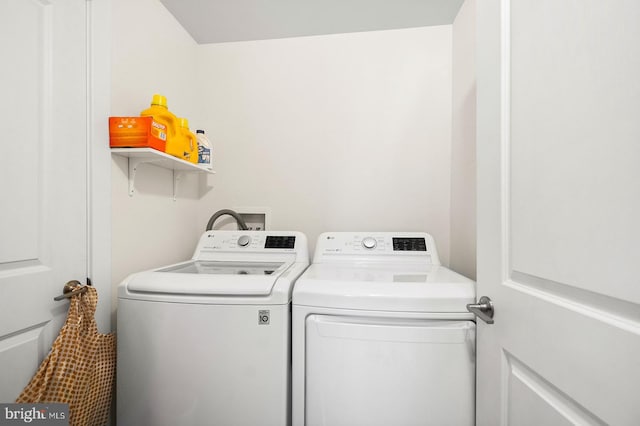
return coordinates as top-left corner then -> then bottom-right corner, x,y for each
53,280 -> 88,301
467,296 -> 494,324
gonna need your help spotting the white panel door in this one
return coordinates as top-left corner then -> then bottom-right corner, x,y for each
0,0 -> 87,401
475,1 -> 640,425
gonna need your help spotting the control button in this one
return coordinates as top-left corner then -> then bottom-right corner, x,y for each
238,235 -> 251,247
362,237 -> 377,249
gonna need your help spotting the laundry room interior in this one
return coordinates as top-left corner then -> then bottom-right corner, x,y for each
107,0 -> 480,422
111,0 -> 477,315
3,0 -> 637,424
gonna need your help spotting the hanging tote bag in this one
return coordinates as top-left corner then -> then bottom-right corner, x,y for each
16,286 -> 116,426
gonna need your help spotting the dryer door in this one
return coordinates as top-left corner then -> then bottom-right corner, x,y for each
305,315 -> 475,426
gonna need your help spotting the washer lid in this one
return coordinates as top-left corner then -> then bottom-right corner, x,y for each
125,260 -> 289,296
292,264 -> 476,312
159,260 -> 284,276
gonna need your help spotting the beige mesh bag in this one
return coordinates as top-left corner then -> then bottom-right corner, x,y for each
16,286 -> 116,426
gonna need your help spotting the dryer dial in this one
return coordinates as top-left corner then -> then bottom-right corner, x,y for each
238,235 -> 251,247
362,237 -> 377,249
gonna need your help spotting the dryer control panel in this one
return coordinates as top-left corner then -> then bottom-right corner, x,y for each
313,232 -> 440,265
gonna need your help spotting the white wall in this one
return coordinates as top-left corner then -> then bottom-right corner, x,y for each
110,1 -> 463,306
450,0 -> 476,279
195,26 -> 453,262
110,0 -> 204,317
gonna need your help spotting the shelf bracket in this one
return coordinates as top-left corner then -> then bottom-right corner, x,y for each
173,170 -> 185,201
113,148 -> 214,199
127,157 -> 148,197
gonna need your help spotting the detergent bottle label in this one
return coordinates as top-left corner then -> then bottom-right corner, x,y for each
198,145 -> 211,165
150,120 -> 167,141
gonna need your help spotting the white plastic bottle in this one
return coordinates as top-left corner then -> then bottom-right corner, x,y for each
195,129 -> 212,169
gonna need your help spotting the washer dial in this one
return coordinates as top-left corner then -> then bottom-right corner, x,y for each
238,235 -> 251,247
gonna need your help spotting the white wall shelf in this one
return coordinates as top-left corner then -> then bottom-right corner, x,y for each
111,148 -> 215,200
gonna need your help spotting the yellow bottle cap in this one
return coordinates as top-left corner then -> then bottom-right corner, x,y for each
151,94 -> 167,107
179,118 -> 189,128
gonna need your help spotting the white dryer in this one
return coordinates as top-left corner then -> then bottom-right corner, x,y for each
117,231 -> 308,426
292,232 -> 476,426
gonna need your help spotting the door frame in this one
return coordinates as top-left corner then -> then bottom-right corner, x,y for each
87,0 -> 112,331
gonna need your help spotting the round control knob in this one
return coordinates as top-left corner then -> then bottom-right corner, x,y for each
362,237 -> 377,249
238,235 -> 251,247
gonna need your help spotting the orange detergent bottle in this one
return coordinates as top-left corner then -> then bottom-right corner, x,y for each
178,118 -> 198,164
140,94 -> 185,160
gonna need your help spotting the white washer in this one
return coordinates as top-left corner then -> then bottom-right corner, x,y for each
117,231 -> 309,426
292,232 -> 476,426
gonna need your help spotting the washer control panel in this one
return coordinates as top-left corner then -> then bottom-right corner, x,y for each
314,232 -> 438,264
195,231 -> 301,253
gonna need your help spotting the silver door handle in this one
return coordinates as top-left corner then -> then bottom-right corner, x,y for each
466,296 -> 494,324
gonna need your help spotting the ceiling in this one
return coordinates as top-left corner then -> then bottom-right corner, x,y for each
159,0 -> 465,44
